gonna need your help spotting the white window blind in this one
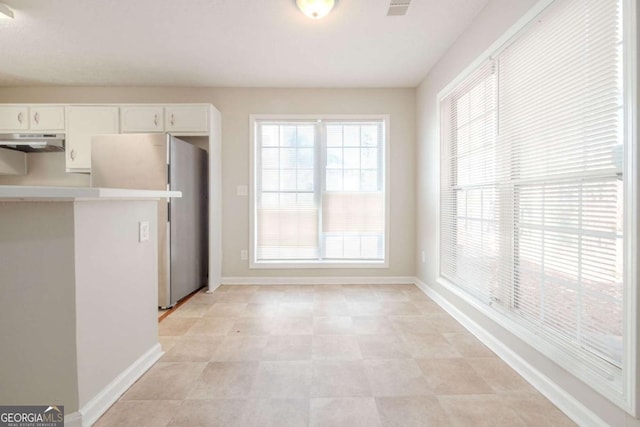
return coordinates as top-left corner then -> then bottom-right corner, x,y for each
440,0 -> 624,394
254,119 -> 386,264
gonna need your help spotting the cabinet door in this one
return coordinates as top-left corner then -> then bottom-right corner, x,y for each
121,106 -> 164,133
30,106 -> 65,131
165,105 -> 209,134
0,106 -> 29,131
66,106 -> 119,172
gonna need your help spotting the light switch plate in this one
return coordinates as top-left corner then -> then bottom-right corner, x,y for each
139,221 -> 150,242
237,185 -> 248,196
240,249 -> 248,260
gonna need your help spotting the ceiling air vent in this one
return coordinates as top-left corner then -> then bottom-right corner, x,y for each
387,0 -> 411,16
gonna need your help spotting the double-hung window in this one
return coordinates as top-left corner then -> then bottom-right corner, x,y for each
440,0 -> 633,408
251,116 -> 388,267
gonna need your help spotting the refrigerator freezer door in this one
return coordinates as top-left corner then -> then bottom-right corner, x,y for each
169,136 -> 207,305
91,133 -> 171,308
91,133 -> 168,190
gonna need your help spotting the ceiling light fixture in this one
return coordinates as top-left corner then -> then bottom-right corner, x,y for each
0,3 -> 14,19
295,0 -> 336,19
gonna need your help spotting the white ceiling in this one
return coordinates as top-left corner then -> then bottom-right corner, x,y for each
0,0 -> 489,88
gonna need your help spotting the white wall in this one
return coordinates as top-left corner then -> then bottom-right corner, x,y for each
74,200 -> 158,408
415,0 -> 640,426
0,202 -> 80,412
0,199 -> 161,420
0,87 -> 416,279
0,152 -> 90,186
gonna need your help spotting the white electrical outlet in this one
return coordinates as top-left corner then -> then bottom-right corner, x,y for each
139,221 -> 150,242
421,251 -> 426,263
240,249 -> 248,260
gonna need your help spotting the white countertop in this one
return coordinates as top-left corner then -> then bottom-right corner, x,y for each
0,185 -> 182,201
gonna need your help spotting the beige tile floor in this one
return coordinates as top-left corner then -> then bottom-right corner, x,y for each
95,284 -> 576,427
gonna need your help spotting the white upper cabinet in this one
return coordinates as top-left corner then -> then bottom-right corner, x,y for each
65,106 -> 119,173
122,105 -> 209,135
120,106 -> 164,133
0,105 -> 65,132
0,106 -> 29,131
165,105 -> 209,134
30,106 -> 65,131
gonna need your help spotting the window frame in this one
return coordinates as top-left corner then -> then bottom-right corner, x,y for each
435,0 -> 638,414
249,114 -> 390,269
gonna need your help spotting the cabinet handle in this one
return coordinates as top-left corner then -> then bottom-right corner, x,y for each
17,112 -> 23,124
34,112 -> 40,124
170,113 -> 175,127
70,149 -> 76,161
154,114 -> 158,127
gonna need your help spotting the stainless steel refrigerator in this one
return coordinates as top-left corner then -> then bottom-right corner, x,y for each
91,133 -> 208,308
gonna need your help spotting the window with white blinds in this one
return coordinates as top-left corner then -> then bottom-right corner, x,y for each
252,117 -> 387,265
440,0 -> 626,396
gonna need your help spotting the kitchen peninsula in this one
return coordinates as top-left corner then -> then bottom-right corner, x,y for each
0,185 -> 180,427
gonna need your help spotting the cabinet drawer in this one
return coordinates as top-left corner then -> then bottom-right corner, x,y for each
121,106 -> 164,133
165,106 -> 209,134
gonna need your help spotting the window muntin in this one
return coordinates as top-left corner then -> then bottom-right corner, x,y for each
257,122 -> 318,261
253,118 -> 386,265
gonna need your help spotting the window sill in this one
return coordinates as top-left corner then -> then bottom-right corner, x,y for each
250,260 -> 388,269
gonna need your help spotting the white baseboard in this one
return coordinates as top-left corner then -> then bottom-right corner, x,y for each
220,276 -> 415,286
64,411 -> 82,427
206,282 -> 221,293
77,344 -> 163,427
413,277 -> 608,427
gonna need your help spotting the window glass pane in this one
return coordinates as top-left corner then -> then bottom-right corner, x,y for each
261,148 -> 279,169
280,170 -> 296,191
344,125 -> 360,146
457,125 -> 470,155
261,193 -> 279,208
326,148 -> 343,169
297,169 -> 314,191
298,125 -> 315,147
297,148 -> 314,169
361,148 -> 377,169
456,94 -> 470,127
439,0 -> 625,395
344,170 -> 360,191
343,148 -> 360,169
361,170 -> 378,191
361,125 -> 378,147
297,193 -> 315,208
327,125 -> 343,147
361,236 -> 380,259
262,125 -> 279,147
344,236 -> 361,258
280,148 -> 297,169
255,119 -> 385,265
469,83 -> 485,120
280,126 -> 297,147
280,193 -> 297,208
262,170 -> 279,191
326,170 -> 343,191
324,235 -> 343,258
